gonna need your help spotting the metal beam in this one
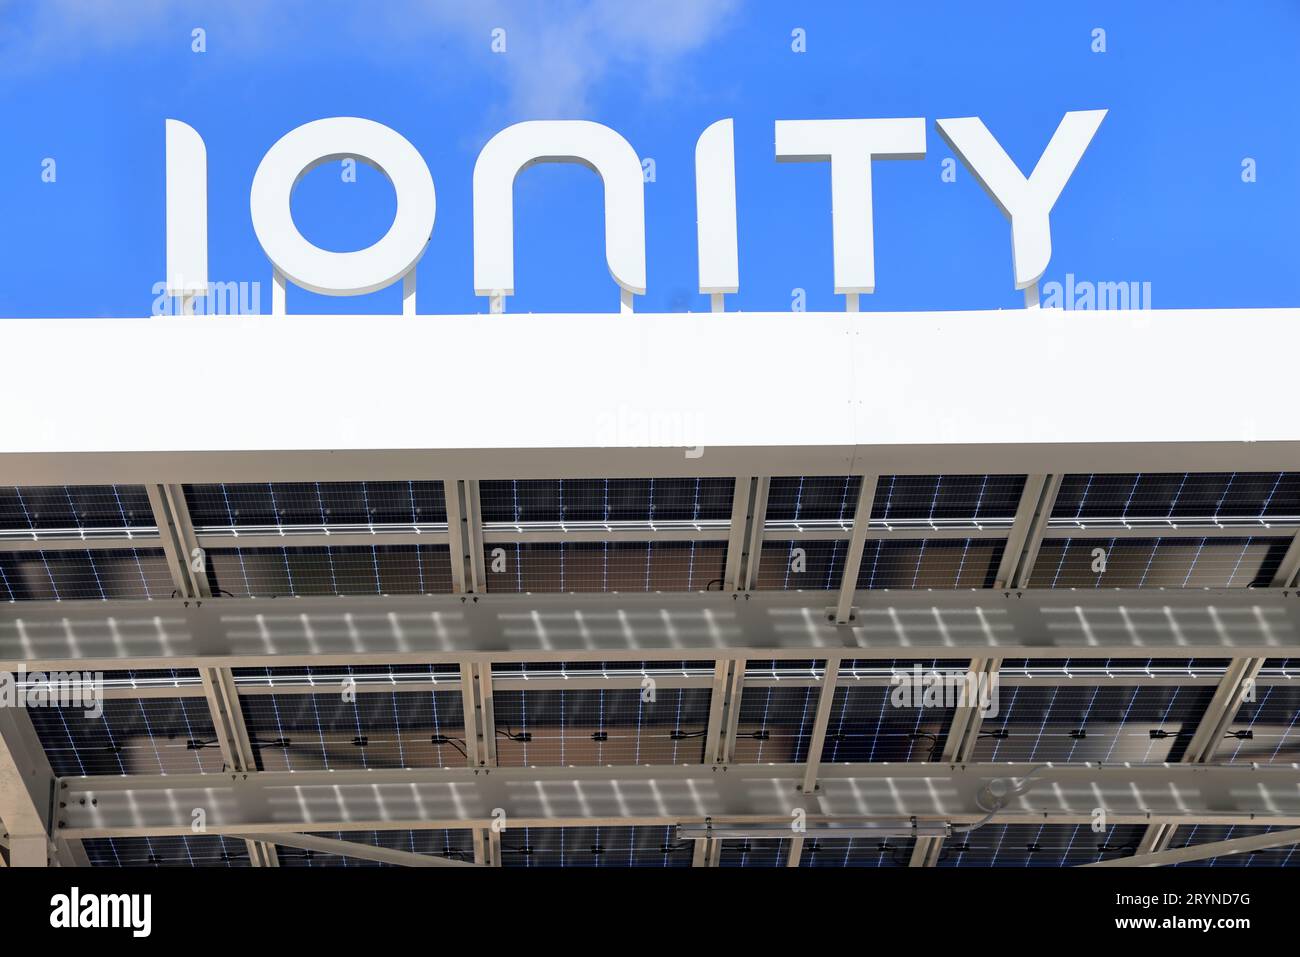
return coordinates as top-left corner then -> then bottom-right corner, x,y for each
995,474 -> 1062,589
723,478 -> 751,591
6,590 -> 1300,671
444,480 -> 468,595
1085,826 -> 1300,868
742,478 -> 770,591
54,762 -> 1300,838
235,831 -> 480,867
0,707 -> 53,865
799,656 -> 841,794
834,477 -> 878,623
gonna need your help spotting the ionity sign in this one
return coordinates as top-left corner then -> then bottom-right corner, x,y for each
163,111 -> 1107,313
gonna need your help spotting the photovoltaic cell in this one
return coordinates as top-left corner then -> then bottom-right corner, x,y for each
937,824 -> 1148,867
237,691 -> 467,771
275,829 -> 475,867
0,484 -> 154,532
479,478 -> 733,524
498,826 -> 693,867
969,685 -> 1215,763
493,688 -> 711,766
0,548 -> 173,600
84,835 -> 250,867
203,544 -> 454,596
183,481 -> 447,529
1052,472 -> 1300,523
30,697 -> 224,775
732,684 -> 820,763
483,541 -> 726,592
1030,537 -> 1287,588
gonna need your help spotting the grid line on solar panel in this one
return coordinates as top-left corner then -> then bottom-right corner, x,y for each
493,688 -> 711,765
203,544 -> 454,596
0,548 -> 174,601
1052,472 -> 1300,524
969,685 -> 1215,763
870,474 -> 1026,523
0,485 -> 155,533
498,826 -> 694,867
800,837 -> 914,867
1030,537 -> 1287,588
1220,684 -> 1300,764
231,663 -> 461,685
274,829 -> 475,867
479,478 -> 734,525
183,481 -> 448,530
1170,825 -> 1300,867
30,698 -> 225,775
84,835 -> 251,867
483,541 -> 726,592
492,659 -> 714,676
237,690 -> 467,771
936,824 -> 1149,867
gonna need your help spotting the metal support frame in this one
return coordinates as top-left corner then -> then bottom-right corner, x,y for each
7,589 -> 1300,671
1132,655 -> 1266,859
460,662 -> 484,767
835,476 -> 879,623
1271,532 -> 1300,587
994,474 -> 1062,589
800,656 -> 841,794
741,478 -> 770,591
54,762 -> 1300,837
723,477 -> 751,591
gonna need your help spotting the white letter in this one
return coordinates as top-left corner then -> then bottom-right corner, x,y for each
775,118 -> 926,294
166,120 -> 208,298
250,117 -> 435,296
695,119 -> 739,295
473,120 -> 646,304
935,110 -> 1106,290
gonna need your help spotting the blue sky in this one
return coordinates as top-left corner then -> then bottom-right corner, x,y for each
1,0 -> 1297,317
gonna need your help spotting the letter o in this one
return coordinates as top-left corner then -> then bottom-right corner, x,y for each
250,117 -> 435,295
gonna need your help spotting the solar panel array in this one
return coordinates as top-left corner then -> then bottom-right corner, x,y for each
4,474 -> 1299,868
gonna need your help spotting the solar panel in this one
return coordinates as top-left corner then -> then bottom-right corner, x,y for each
231,663 -> 461,686
479,478 -> 733,525
718,838 -> 791,867
183,481 -> 447,530
755,539 -> 846,590
0,548 -> 174,600
498,826 -> 693,867
855,539 -> 1004,588
492,688 -> 711,766
936,824 -> 1149,867
29,697 -> 224,775
799,837 -> 913,867
732,684 -> 819,763
483,541 -> 727,592
821,686 -> 955,762
1030,537 -> 1287,588
0,484 -> 155,532
765,476 -> 863,524
1053,472 -> 1300,523
870,474 -> 1026,524
237,690 -> 468,771
203,544 -> 454,596
968,685 -> 1215,763
275,829 -> 475,867
84,835 -> 250,867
